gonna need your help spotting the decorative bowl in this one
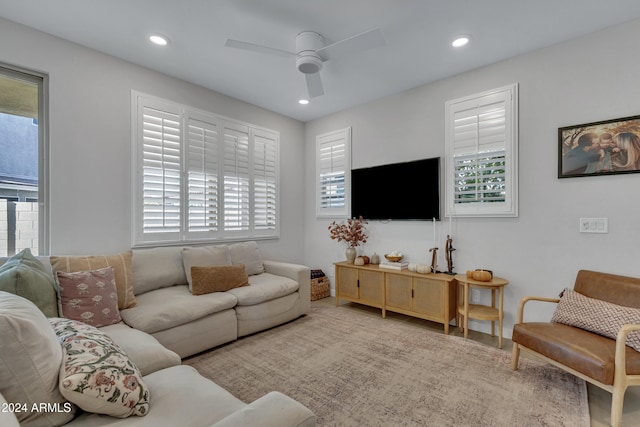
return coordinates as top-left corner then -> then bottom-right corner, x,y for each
385,254 -> 403,262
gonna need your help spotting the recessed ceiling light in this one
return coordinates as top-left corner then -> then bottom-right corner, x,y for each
149,34 -> 169,46
452,36 -> 470,48
298,99 -> 310,105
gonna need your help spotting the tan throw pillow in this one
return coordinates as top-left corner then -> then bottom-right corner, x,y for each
50,252 -> 136,309
57,266 -> 121,328
181,245 -> 231,291
552,288 -> 640,352
190,265 -> 249,295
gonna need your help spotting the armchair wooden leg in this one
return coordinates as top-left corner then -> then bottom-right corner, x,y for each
511,344 -> 520,370
610,384 -> 626,427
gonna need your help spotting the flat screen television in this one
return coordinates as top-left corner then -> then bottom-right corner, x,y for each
351,157 -> 440,221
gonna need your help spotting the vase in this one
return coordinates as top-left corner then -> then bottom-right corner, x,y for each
345,247 -> 357,264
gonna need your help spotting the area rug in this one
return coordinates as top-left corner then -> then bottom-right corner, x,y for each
184,303 -> 589,427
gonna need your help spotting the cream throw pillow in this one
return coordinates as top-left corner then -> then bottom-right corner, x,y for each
0,292 -> 76,427
552,288 -> 640,352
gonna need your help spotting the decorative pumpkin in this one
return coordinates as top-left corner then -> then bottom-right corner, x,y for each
354,256 -> 366,266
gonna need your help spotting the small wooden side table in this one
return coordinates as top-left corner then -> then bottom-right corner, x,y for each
455,274 -> 509,348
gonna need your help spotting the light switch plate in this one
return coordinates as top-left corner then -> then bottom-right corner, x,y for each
579,218 -> 608,233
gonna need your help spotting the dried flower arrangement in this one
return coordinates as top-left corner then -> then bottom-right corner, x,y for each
328,216 -> 368,248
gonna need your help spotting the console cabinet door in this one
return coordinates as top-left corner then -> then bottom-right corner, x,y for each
413,277 -> 444,317
385,273 -> 412,311
337,266 -> 359,299
358,270 -> 384,307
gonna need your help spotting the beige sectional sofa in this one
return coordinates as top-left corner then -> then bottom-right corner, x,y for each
0,241 -> 315,427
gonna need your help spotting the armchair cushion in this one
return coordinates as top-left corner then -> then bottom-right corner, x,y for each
552,288 -> 640,352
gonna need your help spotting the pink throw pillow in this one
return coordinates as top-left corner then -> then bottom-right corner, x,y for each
57,266 -> 121,327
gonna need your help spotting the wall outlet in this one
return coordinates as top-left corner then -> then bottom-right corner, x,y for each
579,218 -> 608,233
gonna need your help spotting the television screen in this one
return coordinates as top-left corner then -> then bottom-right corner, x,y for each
351,157 -> 440,221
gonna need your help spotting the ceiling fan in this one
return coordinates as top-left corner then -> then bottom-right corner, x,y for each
224,28 -> 386,98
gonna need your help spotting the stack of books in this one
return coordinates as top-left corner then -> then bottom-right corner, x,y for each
379,261 -> 409,270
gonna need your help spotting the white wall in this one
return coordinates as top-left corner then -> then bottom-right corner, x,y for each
304,18 -> 640,338
0,18 -> 306,262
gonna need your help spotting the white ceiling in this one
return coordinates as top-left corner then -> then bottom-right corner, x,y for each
2,1 -> 640,122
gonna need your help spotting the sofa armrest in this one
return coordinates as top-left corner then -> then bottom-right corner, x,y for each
211,391 -> 315,427
516,296 -> 560,323
263,260 -> 310,314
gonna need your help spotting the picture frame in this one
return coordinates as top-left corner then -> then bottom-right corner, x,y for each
558,115 -> 640,178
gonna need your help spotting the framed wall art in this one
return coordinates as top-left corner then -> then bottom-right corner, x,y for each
558,115 -> 640,178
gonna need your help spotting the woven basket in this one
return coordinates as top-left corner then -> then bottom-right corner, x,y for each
310,276 -> 330,301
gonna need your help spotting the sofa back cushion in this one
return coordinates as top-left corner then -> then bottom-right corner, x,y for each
229,241 -> 264,276
50,252 -> 136,309
0,292 -> 76,426
132,246 -> 187,295
0,248 -> 58,317
574,270 -> 640,308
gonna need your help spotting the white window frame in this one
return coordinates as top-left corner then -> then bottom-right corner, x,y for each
0,63 -> 49,255
316,127 -> 351,218
445,84 -> 518,218
131,92 -> 279,246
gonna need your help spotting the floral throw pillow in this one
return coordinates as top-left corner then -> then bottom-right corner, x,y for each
57,266 -> 122,327
50,318 -> 150,418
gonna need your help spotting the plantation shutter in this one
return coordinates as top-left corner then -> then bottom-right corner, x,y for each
316,128 -> 351,218
139,101 -> 182,241
445,84 -> 518,217
186,112 -> 220,238
223,121 -> 250,233
253,129 -> 278,233
452,98 -> 507,204
133,92 -> 280,245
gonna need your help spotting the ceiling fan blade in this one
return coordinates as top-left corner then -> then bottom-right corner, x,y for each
316,28 -> 386,62
224,38 -> 295,58
305,73 -> 324,98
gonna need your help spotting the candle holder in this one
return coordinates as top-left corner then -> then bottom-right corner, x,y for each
429,247 -> 438,273
445,235 -> 456,275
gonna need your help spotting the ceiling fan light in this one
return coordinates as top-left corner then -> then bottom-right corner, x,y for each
452,36 -> 470,48
298,99 -> 310,105
296,55 -> 323,74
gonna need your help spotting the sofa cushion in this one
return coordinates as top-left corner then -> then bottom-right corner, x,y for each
182,245 -> 231,292
0,292 -> 76,427
119,285 -> 237,334
228,272 -> 299,306
132,246 -> 187,295
512,321 -> 640,385
230,241 -> 264,275
57,266 -> 122,327
99,322 -> 181,376
68,365 -> 247,426
51,252 -> 137,309
0,248 -> 58,317
51,318 -> 150,418
191,265 -> 249,295
552,288 -> 640,352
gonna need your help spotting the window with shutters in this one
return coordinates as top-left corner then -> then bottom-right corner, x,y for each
316,128 -> 351,218
444,84 -> 518,218
132,92 -> 279,245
